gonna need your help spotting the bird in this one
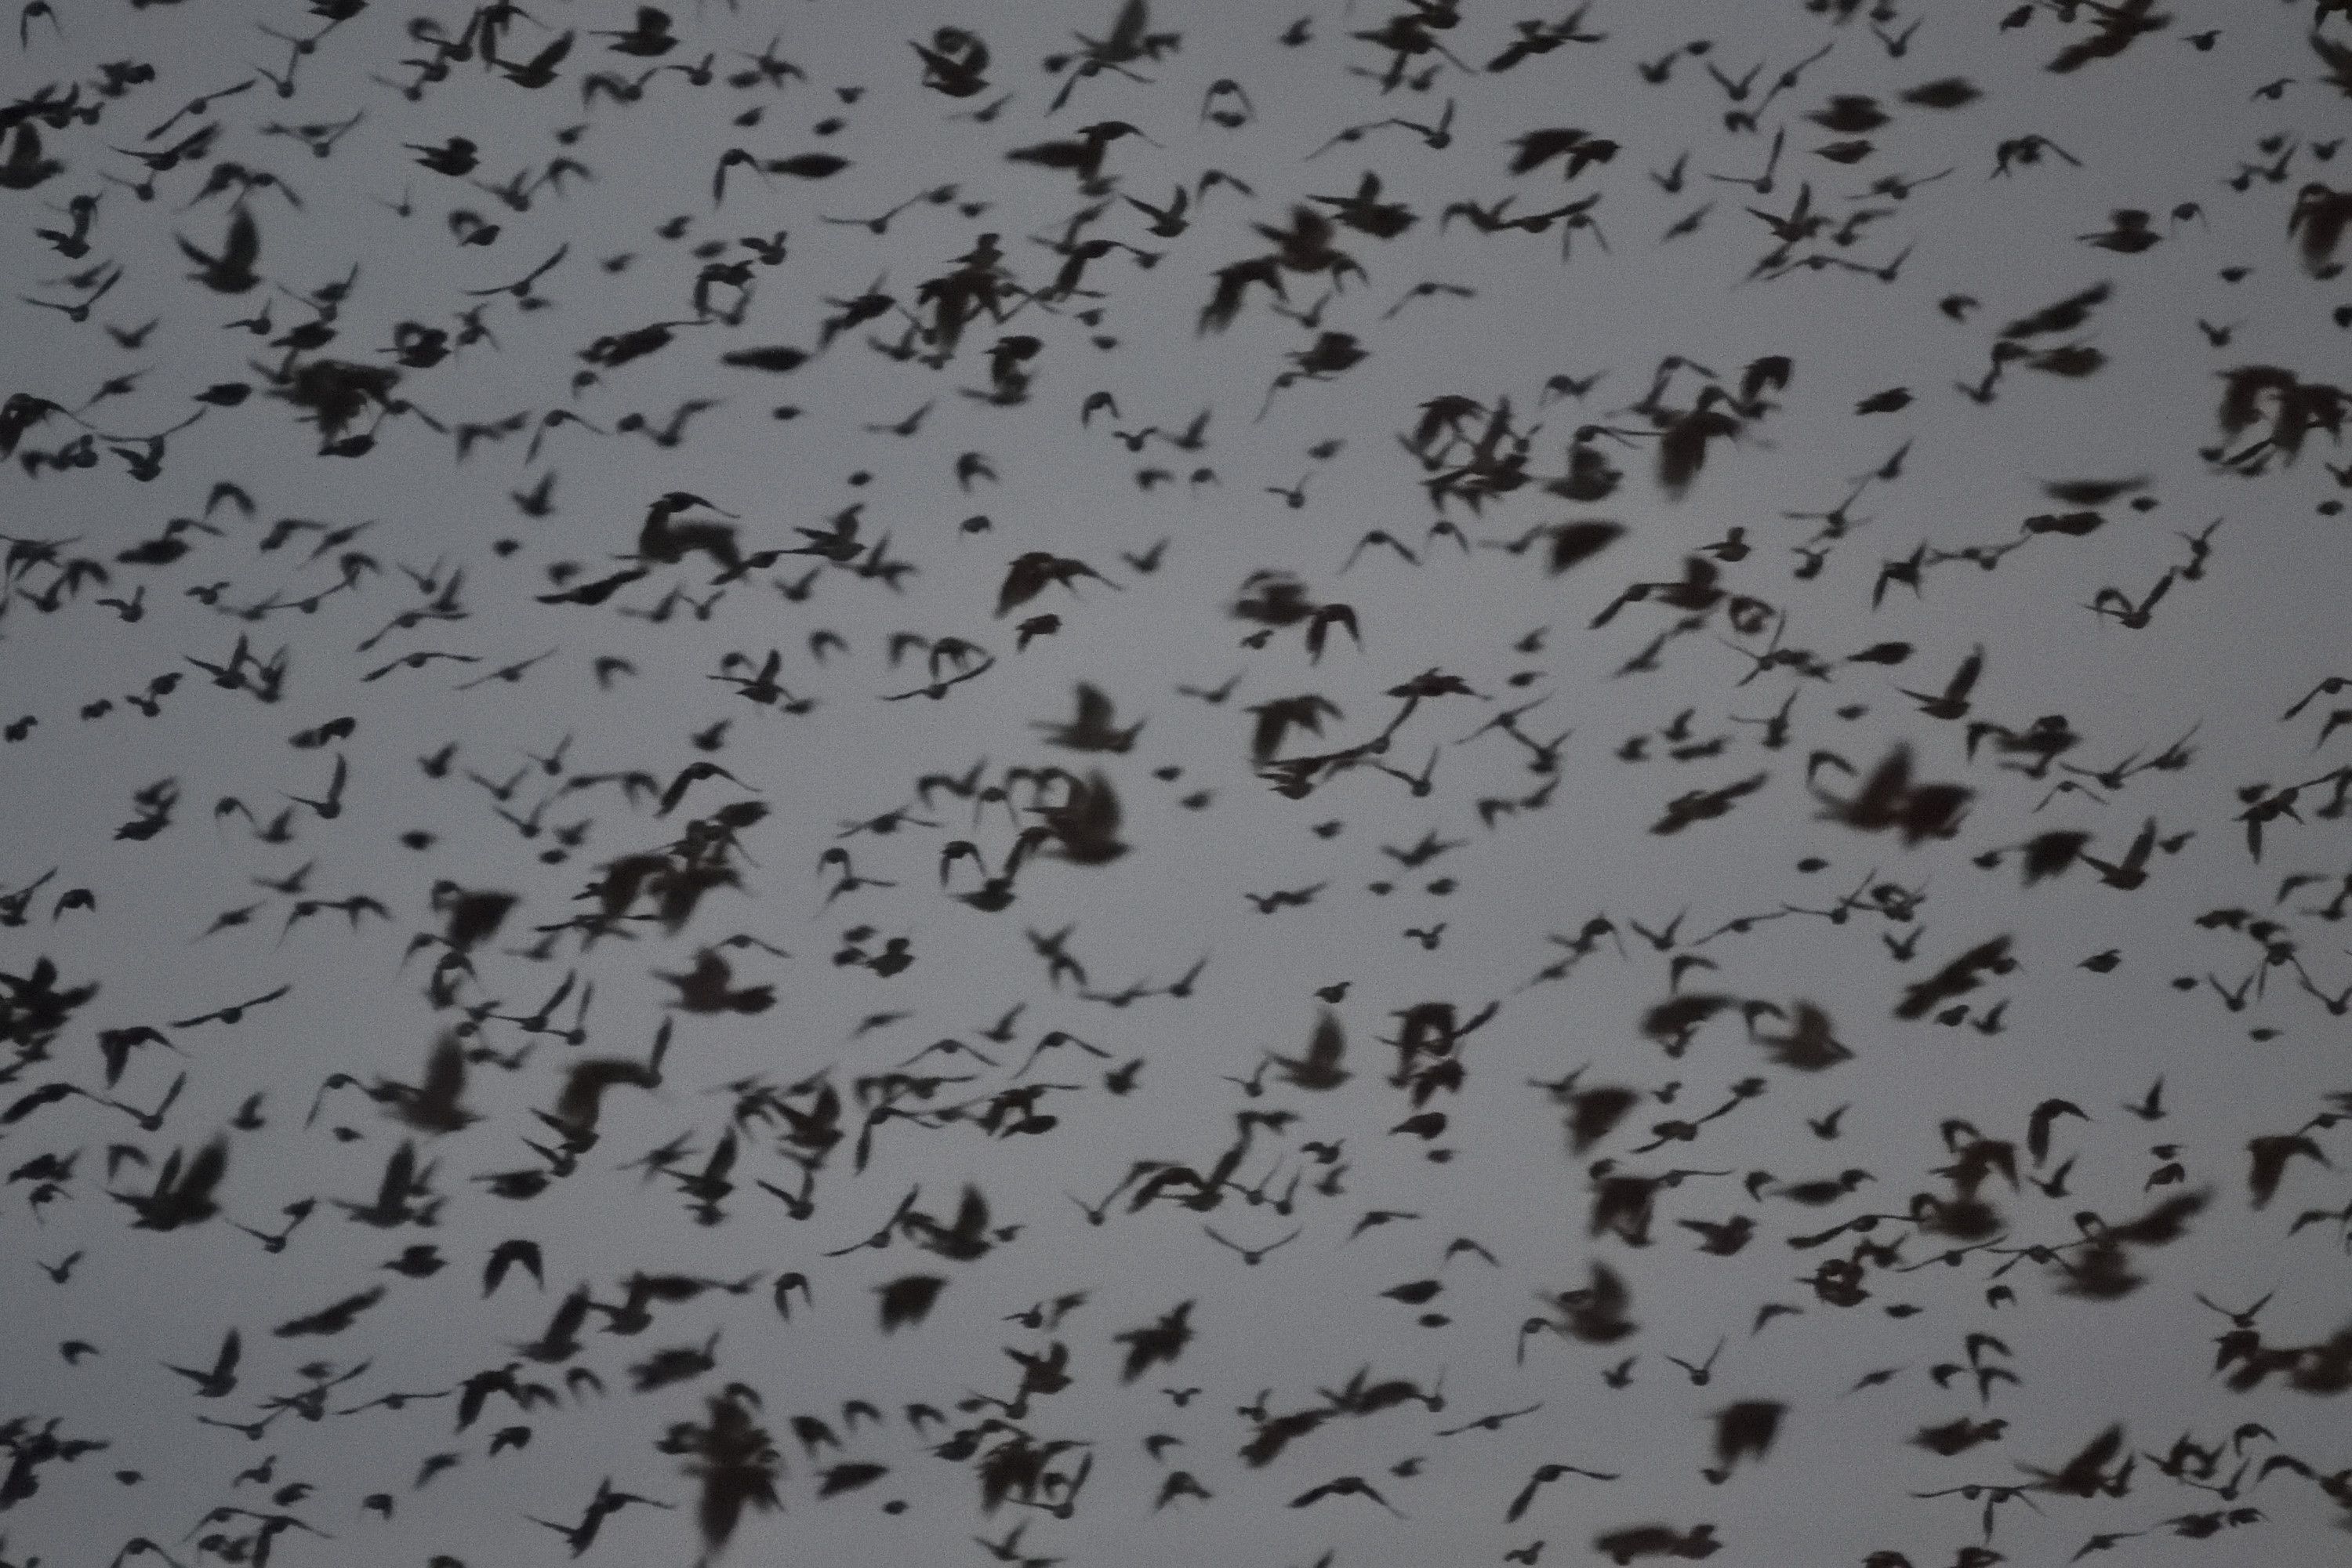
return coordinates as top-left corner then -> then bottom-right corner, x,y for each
176,207 -> 263,293
160,1329 -> 241,1399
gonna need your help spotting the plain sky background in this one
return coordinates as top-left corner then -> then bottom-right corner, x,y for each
5,1 -> 2352,1565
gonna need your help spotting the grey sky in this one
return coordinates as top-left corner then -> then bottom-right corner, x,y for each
5,2 -> 2352,1566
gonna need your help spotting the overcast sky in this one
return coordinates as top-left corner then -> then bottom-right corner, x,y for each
5,2 -> 2352,1566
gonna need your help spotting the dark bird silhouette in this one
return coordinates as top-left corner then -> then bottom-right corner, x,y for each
177,207 -> 262,293
161,1329 -> 241,1399
1114,1301 -> 1196,1383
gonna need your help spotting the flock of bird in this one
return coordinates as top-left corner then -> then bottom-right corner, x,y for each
5,0 -> 2352,1564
